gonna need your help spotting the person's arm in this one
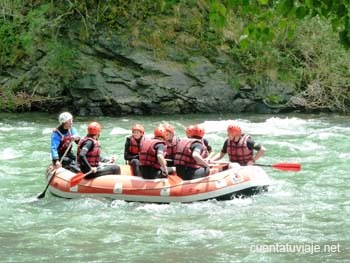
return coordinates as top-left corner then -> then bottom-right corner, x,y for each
51,132 -> 61,166
192,143 -> 210,168
156,144 -> 168,176
211,140 -> 228,161
78,140 -> 96,173
100,156 -> 110,163
71,127 -> 80,144
203,138 -> 212,153
247,139 -> 265,164
253,144 -> 265,163
210,152 -> 225,162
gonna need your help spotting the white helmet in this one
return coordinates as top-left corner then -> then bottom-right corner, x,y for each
58,112 -> 73,124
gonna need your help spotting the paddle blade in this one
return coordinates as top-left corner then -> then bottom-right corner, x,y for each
168,174 -> 182,185
271,163 -> 301,172
37,170 -> 57,199
70,172 -> 86,187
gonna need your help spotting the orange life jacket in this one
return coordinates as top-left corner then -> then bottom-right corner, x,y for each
174,138 -> 207,168
227,134 -> 253,165
77,137 -> 101,167
165,136 -> 179,159
139,138 -> 166,169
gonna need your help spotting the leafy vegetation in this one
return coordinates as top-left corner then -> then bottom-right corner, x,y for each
0,0 -> 349,112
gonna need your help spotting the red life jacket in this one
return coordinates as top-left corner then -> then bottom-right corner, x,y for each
227,134 -> 253,165
127,135 -> 144,155
165,136 -> 179,159
77,137 -> 101,167
139,138 -> 166,169
174,138 -> 207,168
54,128 -> 72,154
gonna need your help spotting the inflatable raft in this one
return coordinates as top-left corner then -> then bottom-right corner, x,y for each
44,163 -> 271,203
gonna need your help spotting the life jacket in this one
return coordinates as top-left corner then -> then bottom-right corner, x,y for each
54,128 -> 73,155
226,134 -> 253,165
139,138 -> 165,169
77,137 -> 101,167
165,136 -> 179,159
174,138 -> 207,168
127,135 -> 144,155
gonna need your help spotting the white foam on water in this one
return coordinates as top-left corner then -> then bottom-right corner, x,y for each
200,117 -> 315,137
42,127 -> 54,135
0,147 -> 23,160
110,127 -> 130,135
0,126 -> 36,132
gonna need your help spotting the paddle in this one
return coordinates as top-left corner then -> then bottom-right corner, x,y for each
254,162 -> 301,172
37,140 -> 73,199
70,170 -> 93,187
210,161 -> 301,172
168,174 -> 182,185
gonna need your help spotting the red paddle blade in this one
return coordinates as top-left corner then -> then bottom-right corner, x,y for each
271,163 -> 301,172
70,172 -> 86,187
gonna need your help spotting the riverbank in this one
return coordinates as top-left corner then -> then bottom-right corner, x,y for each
1,1 -> 349,115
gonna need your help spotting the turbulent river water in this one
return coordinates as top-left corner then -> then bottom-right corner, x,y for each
0,112 -> 349,263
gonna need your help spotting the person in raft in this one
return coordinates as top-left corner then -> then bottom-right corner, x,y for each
163,123 -> 179,167
139,125 -> 169,179
174,124 -> 210,180
123,123 -> 145,177
211,124 -> 265,166
185,124 -> 214,160
77,122 -> 120,178
51,112 -> 80,172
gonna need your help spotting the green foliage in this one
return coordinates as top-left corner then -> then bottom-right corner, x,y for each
0,88 -> 16,111
265,94 -> 283,105
1,0 -> 350,113
293,18 -> 350,111
0,1 -> 52,67
209,1 -> 227,30
45,41 -> 78,85
0,20 -> 23,66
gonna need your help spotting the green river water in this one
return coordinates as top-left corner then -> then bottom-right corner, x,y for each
0,112 -> 349,263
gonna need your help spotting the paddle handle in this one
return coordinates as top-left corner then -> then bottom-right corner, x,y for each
253,164 -> 271,167
210,160 -> 301,172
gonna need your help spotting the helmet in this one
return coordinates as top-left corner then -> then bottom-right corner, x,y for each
154,126 -> 167,140
191,124 -> 205,138
132,124 -> 144,134
88,122 -> 101,135
58,112 -> 73,124
163,124 -> 174,134
227,124 -> 242,136
185,125 -> 194,137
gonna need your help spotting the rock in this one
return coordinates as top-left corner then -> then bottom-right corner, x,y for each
1,30 -> 302,116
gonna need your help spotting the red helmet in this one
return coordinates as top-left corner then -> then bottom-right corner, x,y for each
185,125 -> 194,137
88,122 -> 101,135
191,124 -> 205,138
227,124 -> 242,136
132,124 -> 144,134
154,126 -> 167,140
163,124 -> 175,134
